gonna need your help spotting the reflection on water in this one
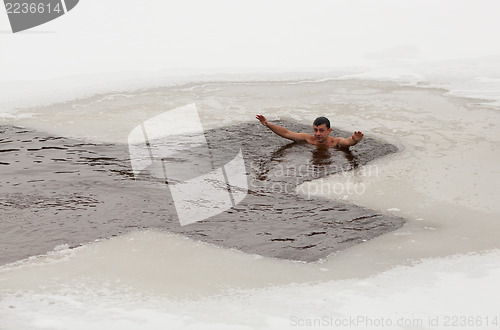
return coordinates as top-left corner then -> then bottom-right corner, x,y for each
310,144 -> 358,169
311,146 -> 333,166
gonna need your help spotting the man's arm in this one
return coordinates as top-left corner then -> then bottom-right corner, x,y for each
256,114 -> 310,142
336,131 -> 364,147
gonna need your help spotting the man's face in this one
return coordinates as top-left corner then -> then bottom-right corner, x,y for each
313,124 -> 331,143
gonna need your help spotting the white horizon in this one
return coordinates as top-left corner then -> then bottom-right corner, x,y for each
1,0 -> 500,81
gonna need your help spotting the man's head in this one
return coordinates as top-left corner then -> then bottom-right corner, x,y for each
313,116 -> 332,143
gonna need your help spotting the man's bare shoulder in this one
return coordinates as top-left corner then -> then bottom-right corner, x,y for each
289,132 -> 314,142
329,136 -> 341,146
294,133 -> 316,144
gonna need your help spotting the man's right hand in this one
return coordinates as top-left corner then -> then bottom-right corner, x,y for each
256,114 -> 268,127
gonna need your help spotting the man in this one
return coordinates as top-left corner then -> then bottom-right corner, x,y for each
256,115 -> 364,148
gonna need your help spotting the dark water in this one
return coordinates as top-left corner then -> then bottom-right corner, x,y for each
0,122 -> 404,264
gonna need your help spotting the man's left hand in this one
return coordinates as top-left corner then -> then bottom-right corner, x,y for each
352,131 -> 364,143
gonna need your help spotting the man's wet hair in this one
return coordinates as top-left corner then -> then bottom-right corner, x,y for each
313,116 -> 330,129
